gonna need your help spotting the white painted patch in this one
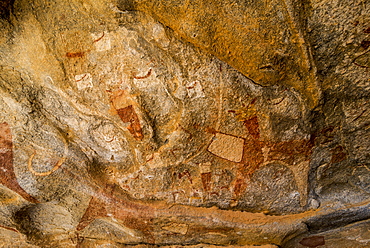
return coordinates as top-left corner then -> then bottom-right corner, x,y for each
152,23 -> 170,48
92,32 -> 111,52
2,96 -> 23,113
199,162 -> 212,174
146,152 -> 165,169
174,84 -> 187,100
75,73 -> 92,90
208,133 -> 244,162
186,81 -> 205,99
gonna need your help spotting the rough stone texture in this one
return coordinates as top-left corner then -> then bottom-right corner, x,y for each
284,219 -> 370,248
123,0 -> 321,109
0,0 -> 369,247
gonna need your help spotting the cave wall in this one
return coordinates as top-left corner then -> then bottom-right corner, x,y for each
0,0 -> 369,247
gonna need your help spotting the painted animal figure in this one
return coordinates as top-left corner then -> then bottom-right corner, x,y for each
234,115 -> 313,206
0,122 -> 39,203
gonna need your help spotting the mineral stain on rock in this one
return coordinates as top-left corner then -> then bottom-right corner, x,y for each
299,236 -> 325,247
0,123 -> 38,203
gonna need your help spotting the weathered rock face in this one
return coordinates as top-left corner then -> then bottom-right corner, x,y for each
121,0 -> 321,108
0,0 -> 369,247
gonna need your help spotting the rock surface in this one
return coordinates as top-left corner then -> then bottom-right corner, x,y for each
284,219 -> 370,248
0,0 -> 369,247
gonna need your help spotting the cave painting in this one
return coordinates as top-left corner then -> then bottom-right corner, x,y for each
207,111 -> 313,206
27,150 -> 66,177
208,133 -> 244,162
108,84 -> 314,208
107,89 -> 144,141
76,191 -> 156,244
75,73 -> 93,90
0,122 -> 39,203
